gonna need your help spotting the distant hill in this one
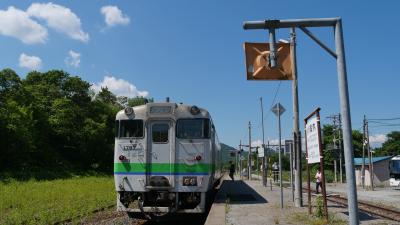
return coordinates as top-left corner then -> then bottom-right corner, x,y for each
220,143 -> 237,163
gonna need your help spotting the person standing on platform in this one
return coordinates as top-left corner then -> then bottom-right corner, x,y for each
315,169 -> 322,194
272,162 -> 279,182
229,161 -> 235,181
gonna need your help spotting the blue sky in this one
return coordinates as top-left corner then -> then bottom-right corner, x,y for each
0,1 -> 399,149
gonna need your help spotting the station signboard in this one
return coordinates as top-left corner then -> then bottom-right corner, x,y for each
305,117 -> 321,164
258,147 -> 265,158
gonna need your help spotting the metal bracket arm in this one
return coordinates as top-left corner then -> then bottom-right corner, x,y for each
299,27 -> 337,58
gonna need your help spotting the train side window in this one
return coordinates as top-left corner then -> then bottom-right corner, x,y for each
120,120 -> 144,138
152,124 -> 169,143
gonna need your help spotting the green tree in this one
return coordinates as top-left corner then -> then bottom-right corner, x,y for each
377,131 -> 400,156
128,96 -> 153,107
95,87 -> 117,105
321,124 -> 363,171
0,69 -> 121,176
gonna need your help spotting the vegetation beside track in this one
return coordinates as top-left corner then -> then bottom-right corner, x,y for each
290,212 -> 346,225
0,175 -> 115,225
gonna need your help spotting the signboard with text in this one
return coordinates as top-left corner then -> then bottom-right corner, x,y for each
305,117 -> 321,164
258,147 -> 265,158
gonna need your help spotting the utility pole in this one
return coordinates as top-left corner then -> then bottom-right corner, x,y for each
248,121 -> 252,180
327,114 -> 343,183
260,97 -> 267,186
362,116 -> 366,189
239,140 -> 243,179
366,117 -> 374,190
290,27 -> 303,207
235,147 -> 239,176
327,114 -> 338,183
289,142 -> 294,201
338,114 -> 343,183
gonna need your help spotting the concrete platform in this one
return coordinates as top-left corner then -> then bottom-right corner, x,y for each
205,175 -> 398,225
205,175 -> 301,225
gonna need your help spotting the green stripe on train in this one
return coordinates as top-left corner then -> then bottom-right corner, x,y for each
114,163 -> 213,173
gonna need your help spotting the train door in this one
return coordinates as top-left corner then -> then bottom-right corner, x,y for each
147,120 -> 174,188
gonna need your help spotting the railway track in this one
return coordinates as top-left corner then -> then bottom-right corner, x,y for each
326,195 -> 400,222
53,204 -> 116,225
304,187 -> 400,222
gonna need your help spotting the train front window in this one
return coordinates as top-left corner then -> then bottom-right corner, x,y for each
391,160 -> 400,174
152,124 -> 169,143
119,120 -> 144,138
177,119 -> 210,139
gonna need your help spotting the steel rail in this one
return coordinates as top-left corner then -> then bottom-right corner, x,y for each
53,204 -> 116,225
303,187 -> 400,222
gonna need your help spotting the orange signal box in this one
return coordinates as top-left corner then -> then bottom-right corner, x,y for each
244,42 -> 293,80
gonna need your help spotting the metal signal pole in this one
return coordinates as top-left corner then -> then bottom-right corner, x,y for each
272,103 -> 285,209
248,121 -> 252,180
278,105 -> 283,208
260,97 -> 267,186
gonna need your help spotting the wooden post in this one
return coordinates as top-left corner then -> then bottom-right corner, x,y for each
304,108 -> 329,221
316,109 -> 329,221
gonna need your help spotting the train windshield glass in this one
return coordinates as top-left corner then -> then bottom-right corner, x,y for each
391,160 -> 400,174
177,119 -> 210,139
119,120 -> 144,138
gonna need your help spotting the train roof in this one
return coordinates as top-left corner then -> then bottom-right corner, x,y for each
115,102 -> 211,120
392,155 -> 400,160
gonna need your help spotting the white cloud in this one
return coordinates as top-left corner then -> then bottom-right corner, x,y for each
27,2 -> 89,42
19,53 -> 42,70
252,139 -> 263,148
100,5 -> 130,27
0,6 -> 47,44
92,76 -> 149,98
251,139 -> 282,148
65,50 -> 80,68
369,134 -> 387,144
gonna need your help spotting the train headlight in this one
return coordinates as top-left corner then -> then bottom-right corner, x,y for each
124,107 -> 134,115
183,176 -> 197,186
183,177 -> 190,186
190,105 -> 200,115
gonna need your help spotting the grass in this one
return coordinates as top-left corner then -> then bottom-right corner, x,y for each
290,212 -> 347,225
0,175 -> 115,225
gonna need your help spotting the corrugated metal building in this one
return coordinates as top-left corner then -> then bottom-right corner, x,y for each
354,156 -> 393,187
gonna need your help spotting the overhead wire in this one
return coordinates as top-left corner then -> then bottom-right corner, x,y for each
255,81 -> 282,130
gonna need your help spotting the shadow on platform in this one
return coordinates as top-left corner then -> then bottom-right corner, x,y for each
214,180 -> 267,204
342,211 -> 379,222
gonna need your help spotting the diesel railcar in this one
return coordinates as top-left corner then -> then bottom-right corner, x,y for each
114,102 -> 223,219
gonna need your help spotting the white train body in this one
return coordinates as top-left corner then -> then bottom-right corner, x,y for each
389,155 -> 400,187
114,102 -> 222,217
